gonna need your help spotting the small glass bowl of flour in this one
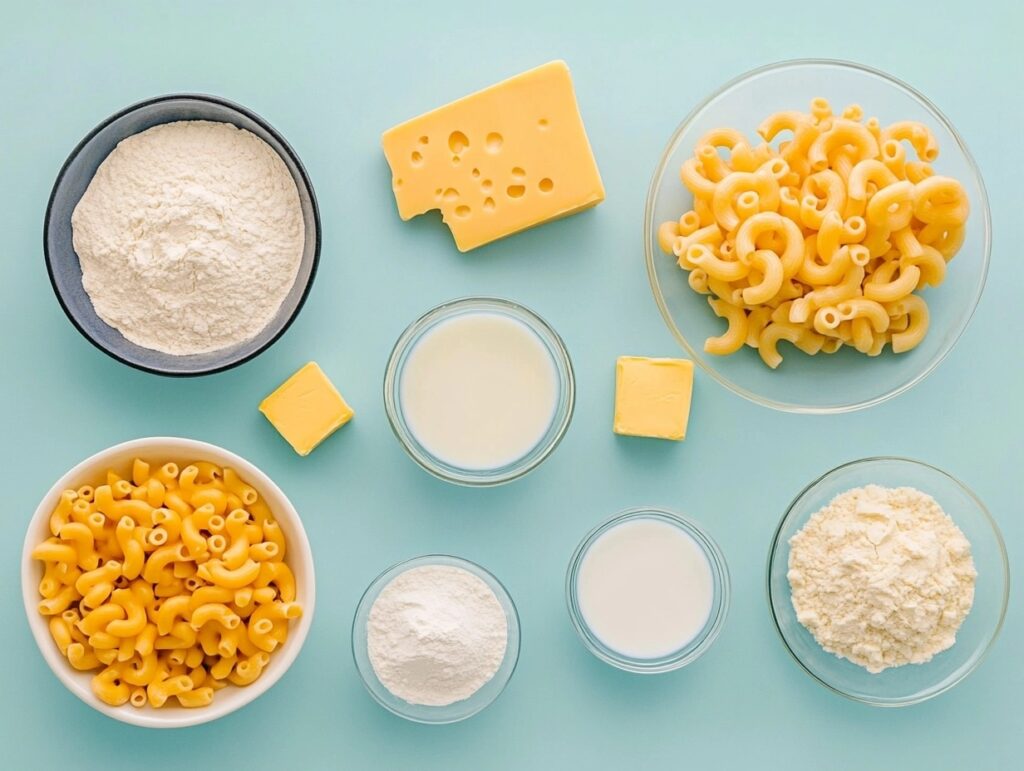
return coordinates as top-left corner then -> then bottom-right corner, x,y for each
351,555 -> 521,724
767,457 -> 1008,707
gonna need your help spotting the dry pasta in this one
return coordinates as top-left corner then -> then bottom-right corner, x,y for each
658,98 -> 969,368
31,459 -> 302,709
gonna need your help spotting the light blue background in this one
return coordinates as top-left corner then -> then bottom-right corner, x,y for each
2,2 -> 1020,768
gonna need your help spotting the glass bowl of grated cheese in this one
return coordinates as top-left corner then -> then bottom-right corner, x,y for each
767,457 -> 1008,707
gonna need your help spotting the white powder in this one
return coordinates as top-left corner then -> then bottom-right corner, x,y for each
71,120 -> 304,356
367,564 -> 508,707
788,485 -> 976,673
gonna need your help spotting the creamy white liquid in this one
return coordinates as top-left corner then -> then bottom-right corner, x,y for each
399,312 -> 558,470
577,518 -> 714,659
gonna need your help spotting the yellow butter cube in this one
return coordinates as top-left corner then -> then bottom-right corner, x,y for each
259,362 -> 354,456
381,60 -> 605,252
613,356 -> 694,441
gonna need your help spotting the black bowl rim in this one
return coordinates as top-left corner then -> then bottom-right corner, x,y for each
42,92 -> 323,378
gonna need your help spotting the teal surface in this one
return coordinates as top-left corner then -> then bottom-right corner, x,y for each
1,2 -> 1020,768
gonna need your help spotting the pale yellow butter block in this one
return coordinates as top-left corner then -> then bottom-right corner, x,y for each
613,356 -> 694,441
259,362 -> 354,456
381,60 -> 605,251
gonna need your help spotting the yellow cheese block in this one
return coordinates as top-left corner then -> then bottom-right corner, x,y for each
613,356 -> 694,441
259,362 -> 354,456
381,60 -> 605,251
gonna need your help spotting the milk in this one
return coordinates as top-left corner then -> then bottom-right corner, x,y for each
577,518 -> 714,659
399,312 -> 558,470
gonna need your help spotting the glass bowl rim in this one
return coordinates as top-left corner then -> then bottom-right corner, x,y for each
382,295 -> 576,487
350,553 -> 521,724
765,455 -> 1010,707
643,57 -> 992,414
42,91 -> 322,377
565,506 -> 731,674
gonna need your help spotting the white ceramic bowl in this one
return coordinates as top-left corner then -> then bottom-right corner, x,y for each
20,437 -> 316,728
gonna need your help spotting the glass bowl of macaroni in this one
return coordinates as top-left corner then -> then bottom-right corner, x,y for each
20,437 -> 316,728
644,59 -> 990,413
766,457 -> 1008,706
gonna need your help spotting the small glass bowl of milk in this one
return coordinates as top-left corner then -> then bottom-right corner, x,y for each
566,508 -> 730,673
384,297 -> 575,486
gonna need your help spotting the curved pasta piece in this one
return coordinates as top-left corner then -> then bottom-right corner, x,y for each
847,160 -> 897,201
704,298 -> 748,356
673,224 -> 724,268
742,250 -> 784,305
735,212 -> 804,279
836,298 -> 890,333
696,144 -> 730,182
711,168 -> 780,232
912,175 -> 969,225
866,180 -> 914,231
808,119 -> 879,172
880,120 -> 939,162
864,262 -> 921,303
885,295 -> 930,353
687,244 -> 749,282
680,157 -> 716,199
757,322 -> 820,369
904,245 -> 947,288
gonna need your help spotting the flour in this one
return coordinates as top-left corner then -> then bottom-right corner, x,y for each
367,564 -> 508,706
788,485 -> 976,673
71,120 -> 304,355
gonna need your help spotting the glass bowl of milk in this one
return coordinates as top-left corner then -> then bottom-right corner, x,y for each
566,508 -> 730,673
384,297 -> 575,486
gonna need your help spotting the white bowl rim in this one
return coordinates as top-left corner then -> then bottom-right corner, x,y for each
20,436 -> 316,728
643,57 -> 992,414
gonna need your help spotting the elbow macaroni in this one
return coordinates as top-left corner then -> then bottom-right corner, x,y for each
659,98 -> 968,367
32,459 -> 302,709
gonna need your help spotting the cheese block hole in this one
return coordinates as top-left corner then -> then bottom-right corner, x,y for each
448,131 -> 470,153
507,184 -> 526,199
481,179 -> 493,192
538,177 -> 554,193
452,155 -> 461,164
485,132 -> 503,153
511,167 -> 526,179
434,188 -> 443,198
471,168 -> 480,178
483,197 -> 496,212
442,188 -> 459,202
410,151 -> 423,166
538,118 -> 549,129
418,135 -> 429,145
394,178 -> 403,189
455,205 -> 471,218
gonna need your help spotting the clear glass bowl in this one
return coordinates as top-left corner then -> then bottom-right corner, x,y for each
767,457 -> 1008,707
644,59 -> 990,413
351,554 -> 521,724
566,508 -> 730,673
383,296 -> 575,486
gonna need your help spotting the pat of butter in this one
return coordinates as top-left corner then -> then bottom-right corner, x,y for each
259,362 -> 354,456
613,356 -> 694,441
381,60 -> 605,252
